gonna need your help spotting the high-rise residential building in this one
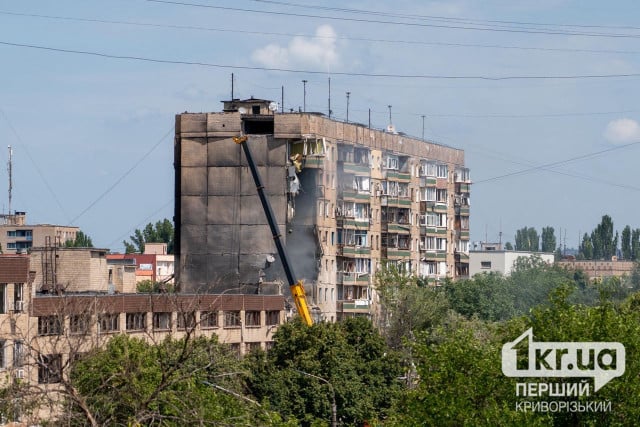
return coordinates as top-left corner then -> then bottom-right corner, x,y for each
174,98 -> 470,320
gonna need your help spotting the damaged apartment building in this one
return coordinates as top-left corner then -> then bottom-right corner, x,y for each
175,98 -> 470,321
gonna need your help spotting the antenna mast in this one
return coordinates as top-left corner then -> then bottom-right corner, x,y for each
7,145 -> 12,215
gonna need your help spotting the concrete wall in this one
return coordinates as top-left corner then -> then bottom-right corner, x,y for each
30,248 -> 109,293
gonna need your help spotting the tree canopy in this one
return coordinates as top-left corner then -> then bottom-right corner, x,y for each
123,218 -> 174,254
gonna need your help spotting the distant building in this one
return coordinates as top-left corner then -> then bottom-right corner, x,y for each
469,250 -> 554,277
0,212 -> 78,254
106,242 -> 175,285
557,259 -> 636,281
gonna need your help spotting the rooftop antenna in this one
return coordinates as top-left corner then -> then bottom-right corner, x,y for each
7,145 -> 12,215
421,115 -> 426,140
302,80 -> 308,112
231,73 -> 234,100
346,91 -> 350,123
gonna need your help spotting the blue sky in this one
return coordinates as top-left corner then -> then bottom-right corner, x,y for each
1,0 -> 640,252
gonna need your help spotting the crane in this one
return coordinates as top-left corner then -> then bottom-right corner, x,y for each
233,135 -> 313,326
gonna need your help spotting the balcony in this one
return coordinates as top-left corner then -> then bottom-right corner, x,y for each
336,272 -> 370,285
338,299 -> 371,313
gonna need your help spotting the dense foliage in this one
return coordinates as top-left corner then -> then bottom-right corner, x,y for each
123,218 -> 174,254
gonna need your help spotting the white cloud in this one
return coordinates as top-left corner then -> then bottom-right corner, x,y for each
604,118 -> 640,144
251,25 -> 340,70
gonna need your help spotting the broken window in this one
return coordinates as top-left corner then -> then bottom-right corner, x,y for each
126,313 -> 146,331
353,176 -> 370,193
153,312 -> 172,331
38,354 -> 62,384
98,313 -> 119,333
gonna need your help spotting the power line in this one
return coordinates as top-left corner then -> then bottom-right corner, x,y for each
0,108 -> 71,221
3,10 -> 640,56
146,0 -> 640,39
68,127 -> 174,226
248,0 -> 640,32
106,198 -> 173,251
4,40 -> 640,81
475,141 -> 640,184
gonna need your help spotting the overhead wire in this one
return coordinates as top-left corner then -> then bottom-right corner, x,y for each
0,108 -> 72,222
146,0 -> 640,39
4,40 -> 640,81
247,0 -> 640,32
68,127 -> 174,226
4,10 -> 640,56
475,141 -> 640,184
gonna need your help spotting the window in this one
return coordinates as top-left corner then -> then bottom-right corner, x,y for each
421,261 -> 438,276
398,183 -> 409,198
228,343 -> 241,358
436,189 -> 447,203
385,155 -> 399,170
423,187 -> 436,202
353,176 -> 370,192
460,217 -> 470,230
14,283 -> 23,309
244,311 -> 261,326
246,342 -> 262,353
436,238 -> 447,251
456,240 -> 469,253
0,283 -> 5,314
126,313 -> 146,331
38,316 -> 63,336
201,311 -> 219,328
98,313 -> 119,333
481,261 -> 492,269
224,311 -> 241,328
70,314 -> 91,334
0,340 -> 4,369
437,164 -> 448,178
14,341 -> 24,367
266,310 -> 280,326
424,236 -> 435,250
153,312 -> 172,331
245,311 -> 261,327
437,213 -> 447,228
38,354 -> 62,384
177,312 -> 196,330
426,213 -> 438,226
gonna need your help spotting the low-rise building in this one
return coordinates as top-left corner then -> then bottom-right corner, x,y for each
557,259 -> 636,281
0,212 -> 78,254
0,252 -> 285,423
469,250 -> 555,277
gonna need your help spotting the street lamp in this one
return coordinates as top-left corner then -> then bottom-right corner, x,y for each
293,369 -> 337,427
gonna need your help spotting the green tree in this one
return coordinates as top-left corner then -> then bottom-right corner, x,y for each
579,232 -> 594,260
246,318 -> 402,426
515,227 -> 539,251
504,241 -> 514,250
123,218 -> 174,254
622,225 -> 632,260
444,272 -> 515,321
65,230 -> 94,248
632,229 -> 640,260
540,226 -> 556,253
591,215 -> 618,260
68,334 -> 271,426
374,264 -> 449,349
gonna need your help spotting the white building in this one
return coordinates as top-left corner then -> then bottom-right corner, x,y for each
469,250 -> 554,277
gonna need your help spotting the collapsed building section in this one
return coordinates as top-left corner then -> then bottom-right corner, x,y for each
175,98 -> 470,320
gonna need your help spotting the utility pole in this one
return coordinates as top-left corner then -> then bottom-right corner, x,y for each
328,77 -> 331,118
302,80 -> 307,112
388,105 -> 392,124
7,145 -> 12,215
421,115 -> 425,140
346,91 -> 350,123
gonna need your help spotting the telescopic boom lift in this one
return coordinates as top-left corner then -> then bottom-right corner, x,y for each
233,135 -> 313,326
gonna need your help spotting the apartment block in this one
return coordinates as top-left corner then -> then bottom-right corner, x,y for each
0,212 -> 78,254
175,98 -> 471,320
